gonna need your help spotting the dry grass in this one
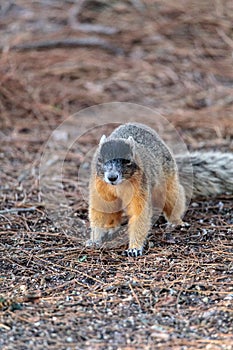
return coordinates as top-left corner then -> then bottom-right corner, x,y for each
0,1 -> 233,349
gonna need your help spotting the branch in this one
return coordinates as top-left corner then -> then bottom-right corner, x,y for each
5,37 -> 124,55
0,207 -> 37,214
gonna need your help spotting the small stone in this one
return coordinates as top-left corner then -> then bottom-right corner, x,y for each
191,202 -> 199,207
149,241 -> 154,248
82,162 -> 89,169
66,337 -> 73,343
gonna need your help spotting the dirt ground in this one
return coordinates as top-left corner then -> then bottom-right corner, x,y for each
0,1 -> 233,349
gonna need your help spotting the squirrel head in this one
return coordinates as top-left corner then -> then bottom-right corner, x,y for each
96,136 -> 138,185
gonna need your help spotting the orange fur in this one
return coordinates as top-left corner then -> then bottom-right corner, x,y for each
126,175 -> 146,218
163,174 -> 185,225
90,176 -> 122,214
89,177 -> 123,243
89,170 -> 185,249
88,122 -> 188,254
95,176 -> 117,202
90,208 -> 122,229
126,174 -> 152,250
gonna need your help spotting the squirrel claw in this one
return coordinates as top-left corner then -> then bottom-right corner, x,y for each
165,221 -> 189,229
124,248 -> 143,257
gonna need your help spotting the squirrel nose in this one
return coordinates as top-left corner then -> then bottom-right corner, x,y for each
107,174 -> 118,182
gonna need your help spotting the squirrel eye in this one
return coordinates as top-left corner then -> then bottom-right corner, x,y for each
124,159 -> 132,165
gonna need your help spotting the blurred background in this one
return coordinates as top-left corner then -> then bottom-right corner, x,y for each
1,0 -> 233,147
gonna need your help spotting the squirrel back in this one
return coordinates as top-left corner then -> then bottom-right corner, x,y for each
110,122 -> 233,198
109,122 -> 177,184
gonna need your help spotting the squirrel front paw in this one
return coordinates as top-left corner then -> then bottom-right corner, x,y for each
124,247 -> 143,257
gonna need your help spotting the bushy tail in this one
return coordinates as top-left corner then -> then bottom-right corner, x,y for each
175,151 -> 233,199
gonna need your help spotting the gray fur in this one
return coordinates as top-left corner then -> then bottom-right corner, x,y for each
176,151 -> 233,198
108,122 -> 176,187
95,123 -> 233,198
100,139 -> 133,163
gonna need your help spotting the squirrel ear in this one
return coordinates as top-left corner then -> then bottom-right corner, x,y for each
128,136 -> 134,143
99,135 -> 107,145
127,136 -> 135,155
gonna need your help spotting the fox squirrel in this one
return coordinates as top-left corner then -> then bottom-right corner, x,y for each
88,122 -> 233,256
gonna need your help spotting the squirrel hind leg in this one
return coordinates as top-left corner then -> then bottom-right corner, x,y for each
88,209 -> 122,246
163,177 -> 186,226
